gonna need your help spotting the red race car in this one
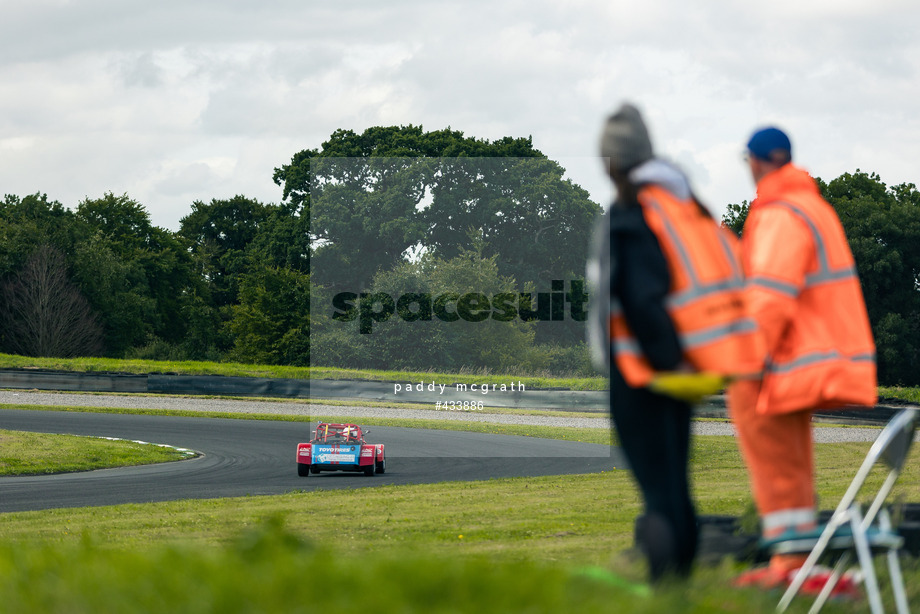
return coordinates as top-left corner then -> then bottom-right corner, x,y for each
296,422 -> 385,477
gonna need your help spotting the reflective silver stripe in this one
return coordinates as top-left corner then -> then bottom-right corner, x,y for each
768,350 -> 840,374
615,317 -> 757,359
768,201 -> 858,289
715,227 -> 743,278
681,318 -> 758,349
805,265 -> 858,286
771,200 -> 830,271
667,278 -> 745,309
767,350 -> 876,375
613,336 -> 642,357
643,195 -> 700,287
748,269 -> 857,296
763,508 -> 816,533
747,275 -> 799,298
750,268 -> 858,296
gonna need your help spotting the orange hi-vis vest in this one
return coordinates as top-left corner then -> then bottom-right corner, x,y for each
610,184 -> 765,388
743,166 -> 877,414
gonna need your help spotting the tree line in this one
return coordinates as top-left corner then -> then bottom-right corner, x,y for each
0,126 -> 598,376
2,125 -> 918,384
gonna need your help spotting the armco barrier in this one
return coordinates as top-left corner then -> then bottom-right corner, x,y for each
0,369 -> 608,410
0,370 -> 147,393
0,369 -> 902,419
0,370 -> 311,398
147,374 -> 311,397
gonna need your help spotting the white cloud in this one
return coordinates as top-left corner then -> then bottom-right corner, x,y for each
0,0 -> 918,230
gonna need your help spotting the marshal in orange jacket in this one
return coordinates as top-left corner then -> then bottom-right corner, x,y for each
611,184 -> 764,388
741,164 -> 877,415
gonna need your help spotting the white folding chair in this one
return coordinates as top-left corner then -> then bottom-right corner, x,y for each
768,407 -> 919,614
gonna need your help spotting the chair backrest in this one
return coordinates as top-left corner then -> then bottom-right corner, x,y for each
835,407 -> 919,529
878,408 -> 919,472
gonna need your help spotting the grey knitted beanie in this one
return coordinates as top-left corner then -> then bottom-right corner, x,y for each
599,103 -> 654,172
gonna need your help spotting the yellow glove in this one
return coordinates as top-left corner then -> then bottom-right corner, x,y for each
648,371 -> 727,403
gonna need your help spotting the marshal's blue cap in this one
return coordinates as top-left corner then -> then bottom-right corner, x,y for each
746,126 -> 792,162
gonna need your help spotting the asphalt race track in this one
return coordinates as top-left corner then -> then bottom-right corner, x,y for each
0,409 -> 620,513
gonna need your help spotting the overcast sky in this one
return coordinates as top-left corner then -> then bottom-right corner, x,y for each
2,0 -> 918,230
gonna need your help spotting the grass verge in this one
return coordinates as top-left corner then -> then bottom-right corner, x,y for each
0,515 -> 788,614
0,429 -> 196,476
1,435 -> 917,613
879,385 -> 920,405
1,395 -> 917,613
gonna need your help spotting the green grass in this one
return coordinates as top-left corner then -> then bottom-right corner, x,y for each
1,376 -> 917,612
1,433 -> 917,613
0,352 -> 312,379
0,429 -> 196,476
0,433 -> 915,559
0,517 -> 755,614
879,385 -> 920,404
4,524 -> 908,614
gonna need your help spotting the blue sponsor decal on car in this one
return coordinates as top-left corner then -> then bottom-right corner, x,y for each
312,444 -> 358,464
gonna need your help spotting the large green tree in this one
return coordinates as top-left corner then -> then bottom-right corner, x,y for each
178,195 -> 277,308
274,126 -> 598,289
0,244 -> 104,357
228,264 -> 310,366
275,125 -> 600,350
0,193 -> 84,277
74,193 -> 197,355
0,194 -> 109,356
178,195 -> 308,358
0,192 -> 199,357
